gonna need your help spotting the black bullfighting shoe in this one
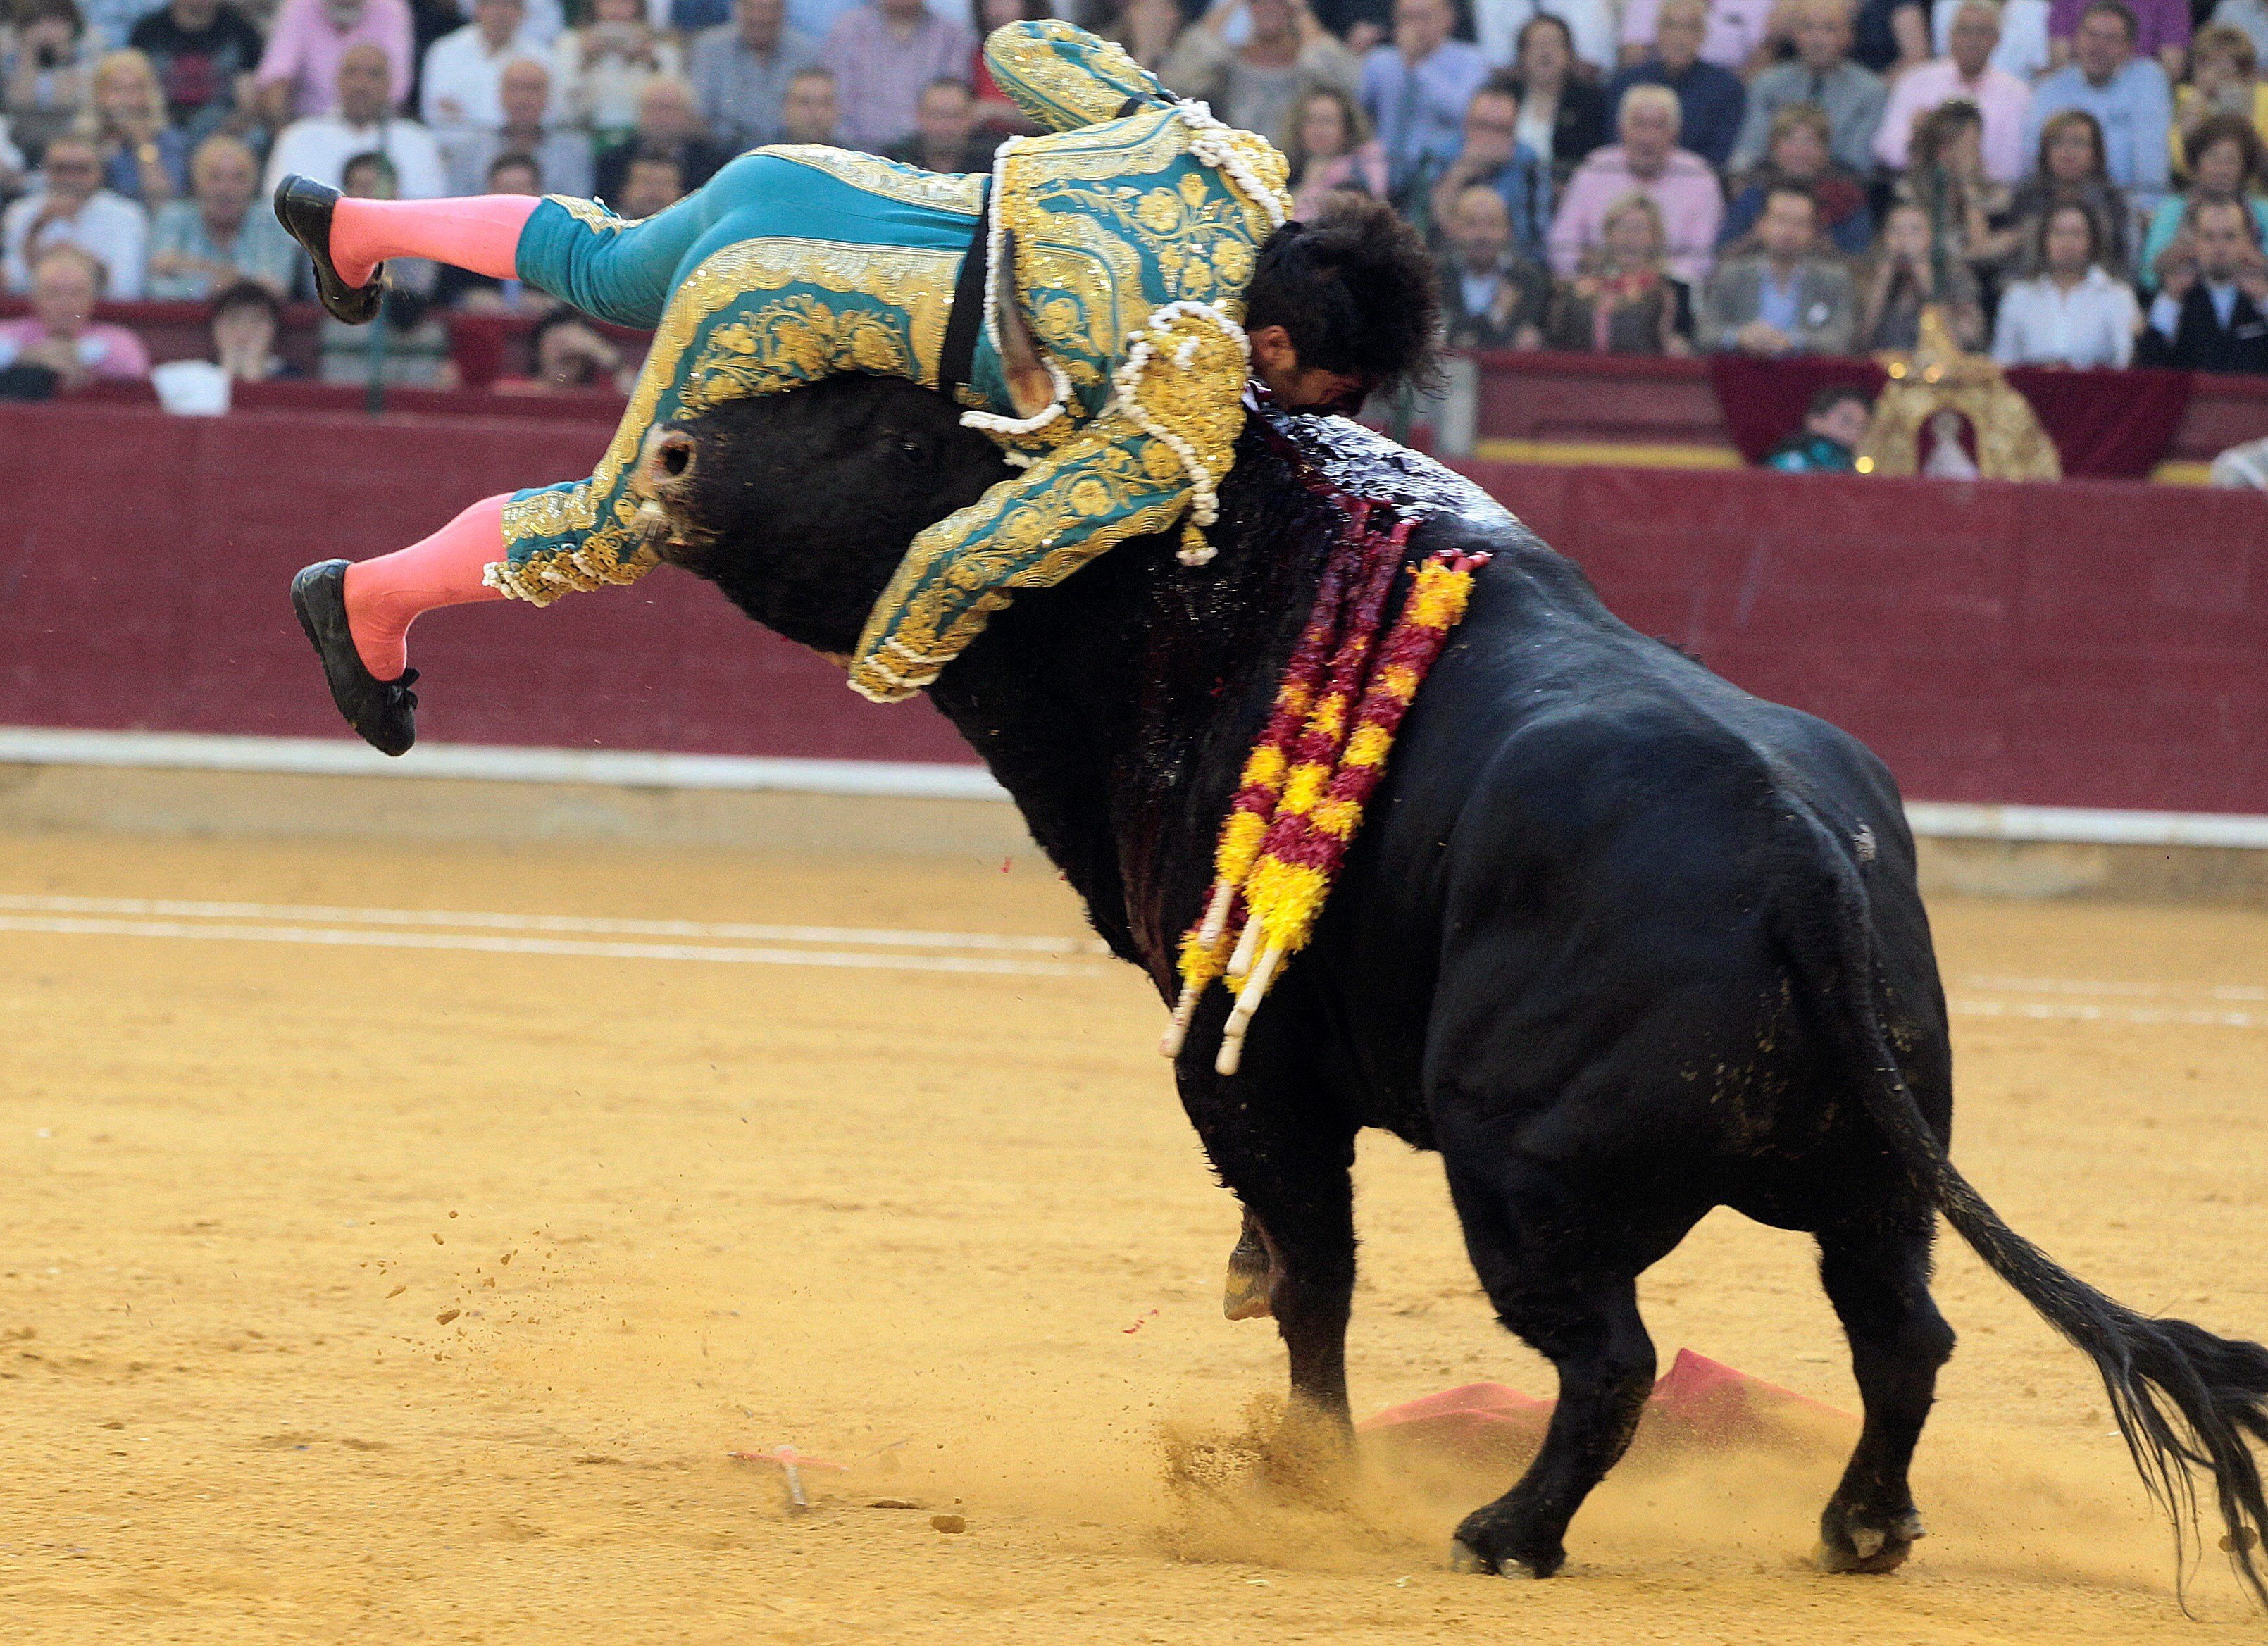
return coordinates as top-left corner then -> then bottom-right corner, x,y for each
274,175 -> 382,324
291,560 -> 418,756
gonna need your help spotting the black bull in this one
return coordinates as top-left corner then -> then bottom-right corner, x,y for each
637,375 -> 2268,1594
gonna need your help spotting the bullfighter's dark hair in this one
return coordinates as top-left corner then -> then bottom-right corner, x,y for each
1245,193 -> 1443,400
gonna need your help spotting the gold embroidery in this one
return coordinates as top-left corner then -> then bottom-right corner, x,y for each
984,18 -> 1160,133
754,145 -> 987,215
546,194 -> 629,232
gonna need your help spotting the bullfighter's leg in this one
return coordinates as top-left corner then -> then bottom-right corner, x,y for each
1442,1159 -> 1674,1578
1812,1210 -> 1955,1575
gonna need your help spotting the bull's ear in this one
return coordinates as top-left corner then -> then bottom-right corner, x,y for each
992,230 -> 1057,419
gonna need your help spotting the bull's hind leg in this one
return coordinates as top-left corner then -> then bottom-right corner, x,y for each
1444,1161 -> 1673,1578
1814,1210 -> 1956,1574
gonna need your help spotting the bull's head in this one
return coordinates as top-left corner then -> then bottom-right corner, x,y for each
630,375 -> 1012,656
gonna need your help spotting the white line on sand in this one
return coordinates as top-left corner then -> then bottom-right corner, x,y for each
1959,973 -> 2266,1003
1949,997 -> 2262,1030
0,915 -> 1115,978
0,894 -> 1108,955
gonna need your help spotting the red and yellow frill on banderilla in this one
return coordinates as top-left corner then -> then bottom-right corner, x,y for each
1164,495 -> 1490,1075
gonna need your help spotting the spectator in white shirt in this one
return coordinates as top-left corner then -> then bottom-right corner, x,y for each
1,132 -> 149,297
263,42 -> 449,198
1932,0 -> 2050,77
1992,198 -> 2141,363
1469,0 -> 1617,76
420,0 -> 543,133
555,0 -> 683,143
441,57 -> 593,196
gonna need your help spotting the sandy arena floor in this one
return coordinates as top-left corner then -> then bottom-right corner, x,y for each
3,828 -> 2266,1644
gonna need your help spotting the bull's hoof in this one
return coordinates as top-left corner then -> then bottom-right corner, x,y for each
1815,1507 -> 1924,1575
1223,1265 -> 1272,1320
1449,1509 -> 1562,1579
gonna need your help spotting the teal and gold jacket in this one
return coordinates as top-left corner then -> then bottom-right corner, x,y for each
846,19 -> 1292,702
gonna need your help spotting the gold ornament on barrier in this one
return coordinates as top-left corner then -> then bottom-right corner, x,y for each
1855,306 -> 2062,482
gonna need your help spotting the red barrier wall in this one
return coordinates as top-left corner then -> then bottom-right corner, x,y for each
3,404 -> 2263,814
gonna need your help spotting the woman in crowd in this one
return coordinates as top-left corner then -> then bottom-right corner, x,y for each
552,0 -> 680,151
1720,103 -> 1874,258
208,276 -> 297,380
1162,0 -> 1359,145
2138,113 -> 2268,289
1990,200 -> 2141,368
1544,190 -> 1694,355
147,130 -> 297,297
1896,99 -> 2016,300
1281,82 -> 1387,217
83,48 -> 186,207
2000,108 -> 2134,282
2172,25 -> 2268,179
1099,0 -> 1185,74
0,241 -> 146,389
5,0 -> 92,161
1503,13 -> 1607,184
1859,199 -> 1986,350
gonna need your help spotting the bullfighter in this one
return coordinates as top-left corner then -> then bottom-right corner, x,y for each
277,18 -> 1438,754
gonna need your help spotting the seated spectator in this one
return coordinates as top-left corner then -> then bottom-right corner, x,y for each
147,130 -> 297,296
434,149 -> 559,306
1701,185 -> 1856,355
85,49 -> 189,208
2000,106 -> 2133,278
2214,0 -> 2268,68
1732,0 -> 1884,179
1723,104 -> 1874,258
2022,0 -> 2170,201
1163,0 -> 1360,146
2141,116 -> 2268,289
6,0 -> 94,161
883,75 -> 992,173
263,42 -> 447,196
1850,0 -> 1933,77
1098,0 -> 1188,75
2138,193 -> 2268,368
1762,382 -> 1873,470
1438,182 -> 1551,347
1897,99 -> 2019,295
128,0 -> 266,142
256,0 -> 413,124
1282,83 -> 1388,218
0,242 -> 148,387
821,0 -> 971,154
420,0 -> 541,134
1618,0 -> 1777,73
319,146 -> 454,385
966,0 -> 1046,136
1877,0 -> 2031,186
688,0 -> 814,151
554,0 -> 682,149
1469,0 -> 1617,79
1545,191 -> 1695,353
1501,13 -> 1608,185
497,306 -> 635,391
1931,0 -> 2050,78
1990,199 -> 2141,364
1858,199 -> 1987,349
594,73 -> 725,198
208,275 -> 296,380
2,132 -> 147,296
2048,0 -> 2186,81
1362,0 -> 1489,201
1427,78 -> 1550,259
616,146 -> 685,215
1548,82 -> 1723,287
2173,25 -> 2268,180
442,56 -> 590,194
776,60 -> 837,144
1605,0 -> 1744,173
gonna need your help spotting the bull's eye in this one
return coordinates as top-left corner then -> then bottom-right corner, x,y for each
894,436 -> 928,466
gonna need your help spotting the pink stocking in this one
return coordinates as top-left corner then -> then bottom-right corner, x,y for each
342,494 -> 511,679
328,194 -> 540,289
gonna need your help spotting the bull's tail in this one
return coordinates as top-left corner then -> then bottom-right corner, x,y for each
1786,805 -> 2268,1607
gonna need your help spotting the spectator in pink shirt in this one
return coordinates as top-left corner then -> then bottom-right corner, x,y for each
0,244 -> 151,390
2050,0 -> 2186,79
1876,0 -> 2033,183
820,0 -> 972,153
256,0 -> 414,123
1548,82 -> 1724,286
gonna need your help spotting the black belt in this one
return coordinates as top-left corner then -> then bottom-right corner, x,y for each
938,189 -> 993,396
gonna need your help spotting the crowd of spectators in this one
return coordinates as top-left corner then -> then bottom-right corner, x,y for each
5,0 -> 2268,389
